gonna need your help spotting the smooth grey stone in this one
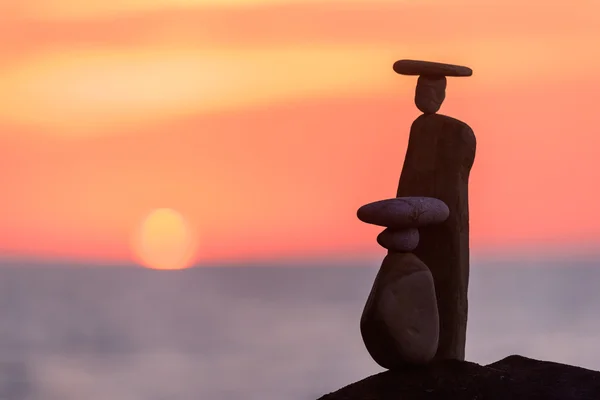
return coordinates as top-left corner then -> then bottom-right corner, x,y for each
377,228 -> 419,252
361,252 -> 439,368
357,197 -> 449,228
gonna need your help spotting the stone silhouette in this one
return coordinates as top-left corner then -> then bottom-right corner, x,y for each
357,59 -> 476,368
395,59 -> 476,361
393,59 -> 472,114
358,197 -> 449,368
359,251 -> 439,367
318,355 -> 600,400
318,59 -> 600,400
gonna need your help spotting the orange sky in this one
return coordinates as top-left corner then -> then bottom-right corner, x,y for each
1,0 -> 599,265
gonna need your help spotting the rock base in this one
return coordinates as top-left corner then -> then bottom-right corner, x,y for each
317,355 -> 600,400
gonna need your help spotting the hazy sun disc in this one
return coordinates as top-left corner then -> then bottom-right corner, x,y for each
134,208 -> 196,270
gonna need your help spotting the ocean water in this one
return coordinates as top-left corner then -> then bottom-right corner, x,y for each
1,256 -> 599,400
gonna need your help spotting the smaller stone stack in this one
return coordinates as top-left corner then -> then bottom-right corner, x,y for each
358,197 -> 450,369
392,59 -> 473,114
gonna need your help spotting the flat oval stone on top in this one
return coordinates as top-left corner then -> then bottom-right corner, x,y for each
393,59 -> 472,77
357,197 -> 450,228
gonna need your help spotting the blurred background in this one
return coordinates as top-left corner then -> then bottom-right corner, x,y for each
1,0 -> 599,399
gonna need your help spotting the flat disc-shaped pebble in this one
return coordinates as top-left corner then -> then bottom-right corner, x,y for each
357,197 -> 450,228
393,59 -> 472,77
377,228 -> 419,252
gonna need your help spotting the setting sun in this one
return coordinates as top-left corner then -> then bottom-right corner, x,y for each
133,208 -> 196,270
1,0 -> 599,264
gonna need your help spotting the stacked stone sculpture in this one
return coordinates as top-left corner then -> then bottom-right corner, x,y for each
358,60 -> 477,369
318,59 -> 600,400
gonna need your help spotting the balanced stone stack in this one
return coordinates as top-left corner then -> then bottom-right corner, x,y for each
392,59 -> 472,114
358,60 -> 476,369
358,197 -> 449,368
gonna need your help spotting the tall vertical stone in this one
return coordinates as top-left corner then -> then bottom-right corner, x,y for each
396,114 -> 476,360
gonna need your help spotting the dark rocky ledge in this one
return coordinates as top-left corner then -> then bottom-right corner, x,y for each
317,355 -> 600,400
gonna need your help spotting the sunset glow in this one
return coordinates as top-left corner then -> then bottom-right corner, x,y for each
134,208 -> 196,270
1,0 -> 599,265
